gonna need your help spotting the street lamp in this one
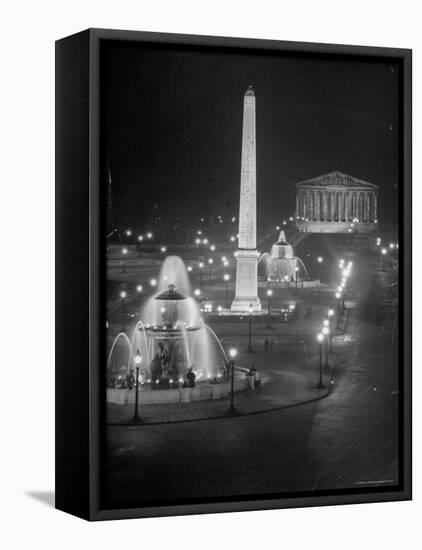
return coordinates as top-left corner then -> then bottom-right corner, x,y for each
284,274 -> 289,294
227,348 -> 238,416
120,290 -> 127,331
150,278 -> 157,288
322,325 -> 330,369
317,256 -> 323,281
138,235 -> 144,257
132,350 -> 142,422
317,333 -> 325,389
247,303 -> 253,353
295,266 -> 299,294
327,308 -> 335,351
335,291 -> 341,330
266,289 -> 273,329
136,285 -> 143,315
208,258 -> 214,285
122,247 -> 128,273
198,261 -> 204,289
224,273 -> 230,307
381,247 -> 387,271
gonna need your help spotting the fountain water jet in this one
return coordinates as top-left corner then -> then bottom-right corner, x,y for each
107,256 -> 228,388
107,332 -> 133,370
259,231 -> 310,282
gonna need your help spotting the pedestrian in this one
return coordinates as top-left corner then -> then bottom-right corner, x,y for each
186,367 -> 196,388
269,339 -> 274,353
264,338 -> 269,353
126,370 -> 135,390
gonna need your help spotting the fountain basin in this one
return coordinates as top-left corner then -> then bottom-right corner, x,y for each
107,374 -> 250,405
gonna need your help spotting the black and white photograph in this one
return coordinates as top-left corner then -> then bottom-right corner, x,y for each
3,0 -> 420,546
101,36 -> 408,509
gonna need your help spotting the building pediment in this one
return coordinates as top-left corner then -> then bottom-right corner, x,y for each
295,171 -> 378,190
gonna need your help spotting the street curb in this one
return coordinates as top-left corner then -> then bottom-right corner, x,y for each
106,378 -> 333,428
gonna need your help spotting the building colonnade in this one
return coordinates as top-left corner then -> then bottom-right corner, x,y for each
295,188 -> 378,223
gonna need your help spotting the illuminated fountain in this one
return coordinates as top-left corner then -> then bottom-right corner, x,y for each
107,256 -> 228,389
259,231 -> 309,283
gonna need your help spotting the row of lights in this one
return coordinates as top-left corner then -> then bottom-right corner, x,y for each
314,257 -> 353,390
376,237 -> 399,256
118,278 -> 157,302
122,229 -> 153,240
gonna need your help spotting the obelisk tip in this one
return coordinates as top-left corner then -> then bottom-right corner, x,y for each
245,85 -> 255,96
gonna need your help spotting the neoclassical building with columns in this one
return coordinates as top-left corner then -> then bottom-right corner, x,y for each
295,171 -> 379,233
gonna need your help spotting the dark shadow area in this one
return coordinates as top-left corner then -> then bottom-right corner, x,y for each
25,491 -> 55,508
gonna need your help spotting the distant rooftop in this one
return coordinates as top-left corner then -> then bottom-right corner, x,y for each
296,171 -> 378,189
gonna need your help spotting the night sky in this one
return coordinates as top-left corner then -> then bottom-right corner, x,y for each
101,40 -> 400,232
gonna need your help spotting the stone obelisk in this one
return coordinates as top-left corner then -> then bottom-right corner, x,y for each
231,86 -> 261,312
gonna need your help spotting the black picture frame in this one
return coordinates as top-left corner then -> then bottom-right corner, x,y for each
55,28 -> 412,521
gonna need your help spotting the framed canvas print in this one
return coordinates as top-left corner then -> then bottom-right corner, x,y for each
55,28 -> 412,520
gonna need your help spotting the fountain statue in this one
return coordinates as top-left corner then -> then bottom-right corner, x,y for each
259,231 -> 309,283
107,256 -> 228,390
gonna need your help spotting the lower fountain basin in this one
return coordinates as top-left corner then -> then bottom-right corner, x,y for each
106,373 -> 251,405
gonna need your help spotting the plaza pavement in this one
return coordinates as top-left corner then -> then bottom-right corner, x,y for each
106,254 -> 350,425
106,347 -> 336,425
